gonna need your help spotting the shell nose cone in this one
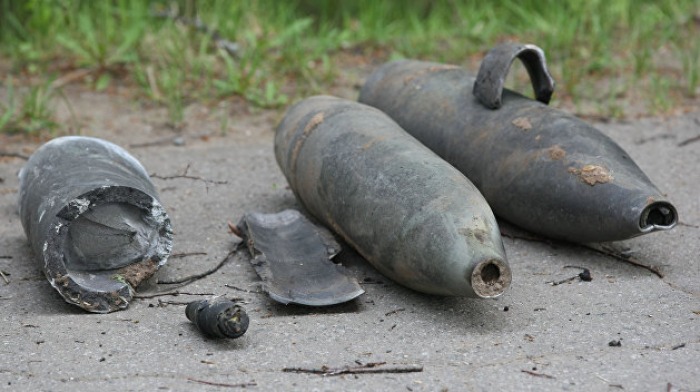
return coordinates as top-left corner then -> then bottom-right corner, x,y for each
640,202 -> 678,233
470,258 -> 512,298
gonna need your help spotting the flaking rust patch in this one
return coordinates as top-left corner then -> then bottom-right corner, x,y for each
512,117 -> 532,131
569,165 -> 612,186
114,258 -> 159,288
290,112 -> 325,182
304,112 -> 324,135
548,145 -> 566,160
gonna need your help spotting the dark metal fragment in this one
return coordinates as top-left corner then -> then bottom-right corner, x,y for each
473,42 -> 555,109
237,209 -> 364,306
186,297 -> 249,338
359,44 -> 677,243
275,96 -> 511,297
18,136 -> 173,313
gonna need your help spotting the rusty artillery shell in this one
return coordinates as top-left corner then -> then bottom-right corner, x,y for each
18,136 -> 173,313
359,43 -> 678,243
186,297 -> 249,339
275,96 -> 511,298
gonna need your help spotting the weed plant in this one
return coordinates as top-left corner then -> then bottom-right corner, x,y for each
0,0 -> 698,133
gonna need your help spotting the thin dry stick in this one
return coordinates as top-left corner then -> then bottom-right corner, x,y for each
0,270 -> 9,285
228,221 -> 243,237
134,291 -> 214,299
158,250 -> 236,285
170,252 -> 208,258
501,230 -> 664,279
678,134 -> 700,147
150,164 -> 228,188
584,245 -> 664,278
145,65 -> 162,101
129,136 -> 178,149
50,67 -> 96,89
635,134 -> 675,145
283,362 -> 423,376
0,256 -> 12,259
186,377 -> 256,388
157,299 -> 190,306
521,369 -> 556,379
385,308 -> 406,316
0,152 -> 30,160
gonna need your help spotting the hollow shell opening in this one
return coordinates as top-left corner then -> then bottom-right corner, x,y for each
471,259 -> 512,298
640,202 -> 678,232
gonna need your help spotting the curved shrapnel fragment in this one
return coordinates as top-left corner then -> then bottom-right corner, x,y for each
359,43 -> 677,243
18,136 -> 173,313
237,209 -> 364,306
275,96 -> 511,298
186,297 -> 249,338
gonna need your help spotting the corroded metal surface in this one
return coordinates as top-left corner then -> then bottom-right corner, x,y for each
359,45 -> 677,243
186,297 -> 249,338
237,209 -> 364,306
18,136 -> 173,313
473,42 -> 554,109
275,96 -> 511,297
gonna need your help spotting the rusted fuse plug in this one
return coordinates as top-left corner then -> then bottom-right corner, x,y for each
186,297 -> 249,338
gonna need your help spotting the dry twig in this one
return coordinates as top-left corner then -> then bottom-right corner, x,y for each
283,362 -> 423,376
0,152 -> 30,160
157,299 -> 190,306
502,229 -> 664,279
186,377 -> 256,388
170,252 -> 208,258
51,68 -> 96,89
157,250 -> 236,285
385,308 -> 406,316
521,369 -> 556,379
150,163 -> 227,191
585,245 -> 664,278
678,135 -> 700,147
134,291 -> 214,299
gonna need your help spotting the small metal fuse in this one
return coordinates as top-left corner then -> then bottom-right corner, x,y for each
186,297 -> 249,339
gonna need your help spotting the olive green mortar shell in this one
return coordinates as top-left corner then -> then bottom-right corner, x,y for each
275,96 -> 510,298
359,43 -> 677,243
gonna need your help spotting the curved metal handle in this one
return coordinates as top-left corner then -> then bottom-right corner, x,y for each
473,43 -> 555,110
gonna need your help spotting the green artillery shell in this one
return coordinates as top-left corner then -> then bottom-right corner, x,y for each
275,96 -> 511,298
18,136 -> 173,313
186,297 -> 249,339
359,43 -> 677,243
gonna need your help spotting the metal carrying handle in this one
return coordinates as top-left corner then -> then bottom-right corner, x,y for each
473,43 -> 555,110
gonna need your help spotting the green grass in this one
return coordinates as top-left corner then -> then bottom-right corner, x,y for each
1,0 -> 699,133
0,76 -> 59,134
